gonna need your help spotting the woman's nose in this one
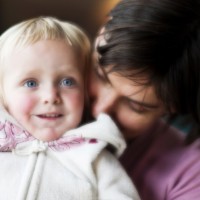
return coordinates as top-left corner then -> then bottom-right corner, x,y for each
91,85 -> 117,117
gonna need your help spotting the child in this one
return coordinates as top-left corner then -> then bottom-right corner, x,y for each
0,17 -> 140,200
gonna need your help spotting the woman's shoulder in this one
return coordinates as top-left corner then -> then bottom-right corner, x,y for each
120,119 -> 200,200
120,119 -> 186,169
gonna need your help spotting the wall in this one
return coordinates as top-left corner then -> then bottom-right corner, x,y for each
0,0 -> 120,39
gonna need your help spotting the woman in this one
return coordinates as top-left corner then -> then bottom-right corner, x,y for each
89,0 -> 200,199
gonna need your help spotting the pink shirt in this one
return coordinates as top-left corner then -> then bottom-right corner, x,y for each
120,120 -> 200,200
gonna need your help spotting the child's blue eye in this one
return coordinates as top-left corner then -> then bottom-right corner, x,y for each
24,80 -> 37,88
60,78 -> 74,87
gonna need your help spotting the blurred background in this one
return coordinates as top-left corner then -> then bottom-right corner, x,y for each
0,0 -> 193,133
0,0 -> 120,41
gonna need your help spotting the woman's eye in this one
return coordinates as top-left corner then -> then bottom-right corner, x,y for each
131,104 -> 145,113
60,78 -> 74,87
24,80 -> 37,88
127,100 -> 146,114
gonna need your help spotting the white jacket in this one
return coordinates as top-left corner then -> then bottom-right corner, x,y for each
0,111 -> 141,200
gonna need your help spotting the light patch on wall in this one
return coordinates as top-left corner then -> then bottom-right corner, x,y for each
93,0 -> 120,25
102,0 -> 120,13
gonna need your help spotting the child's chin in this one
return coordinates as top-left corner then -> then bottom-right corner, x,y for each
33,129 -> 61,142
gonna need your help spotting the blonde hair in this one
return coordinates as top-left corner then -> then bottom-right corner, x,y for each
0,16 -> 91,69
0,16 -> 91,109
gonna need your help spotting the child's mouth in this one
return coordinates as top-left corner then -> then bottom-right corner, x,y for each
37,114 -> 63,119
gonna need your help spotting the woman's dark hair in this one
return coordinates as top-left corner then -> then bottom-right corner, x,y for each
97,0 -> 200,142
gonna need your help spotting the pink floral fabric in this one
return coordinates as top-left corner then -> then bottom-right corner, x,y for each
0,120 -> 86,152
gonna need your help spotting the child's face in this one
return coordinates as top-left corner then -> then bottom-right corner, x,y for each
2,39 -> 85,141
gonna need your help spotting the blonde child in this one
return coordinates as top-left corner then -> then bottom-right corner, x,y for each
0,17 -> 140,200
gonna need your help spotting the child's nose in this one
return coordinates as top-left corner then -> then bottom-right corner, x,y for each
43,87 -> 61,105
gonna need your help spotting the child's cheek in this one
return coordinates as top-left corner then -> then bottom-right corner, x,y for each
68,92 -> 84,114
17,95 -> 37,114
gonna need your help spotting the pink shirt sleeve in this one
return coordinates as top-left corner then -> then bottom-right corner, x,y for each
120,120 -> 200,200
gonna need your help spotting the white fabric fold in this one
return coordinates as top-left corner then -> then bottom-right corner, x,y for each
0,111 -> 141,200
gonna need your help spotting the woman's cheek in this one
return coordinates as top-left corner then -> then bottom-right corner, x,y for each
118,109 -> 158,137
122,115 -> 150,131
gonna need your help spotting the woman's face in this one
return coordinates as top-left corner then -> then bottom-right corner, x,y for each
89,36 -> 167,139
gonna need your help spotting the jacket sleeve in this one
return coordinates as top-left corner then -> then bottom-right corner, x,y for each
94,149 -> 141,200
